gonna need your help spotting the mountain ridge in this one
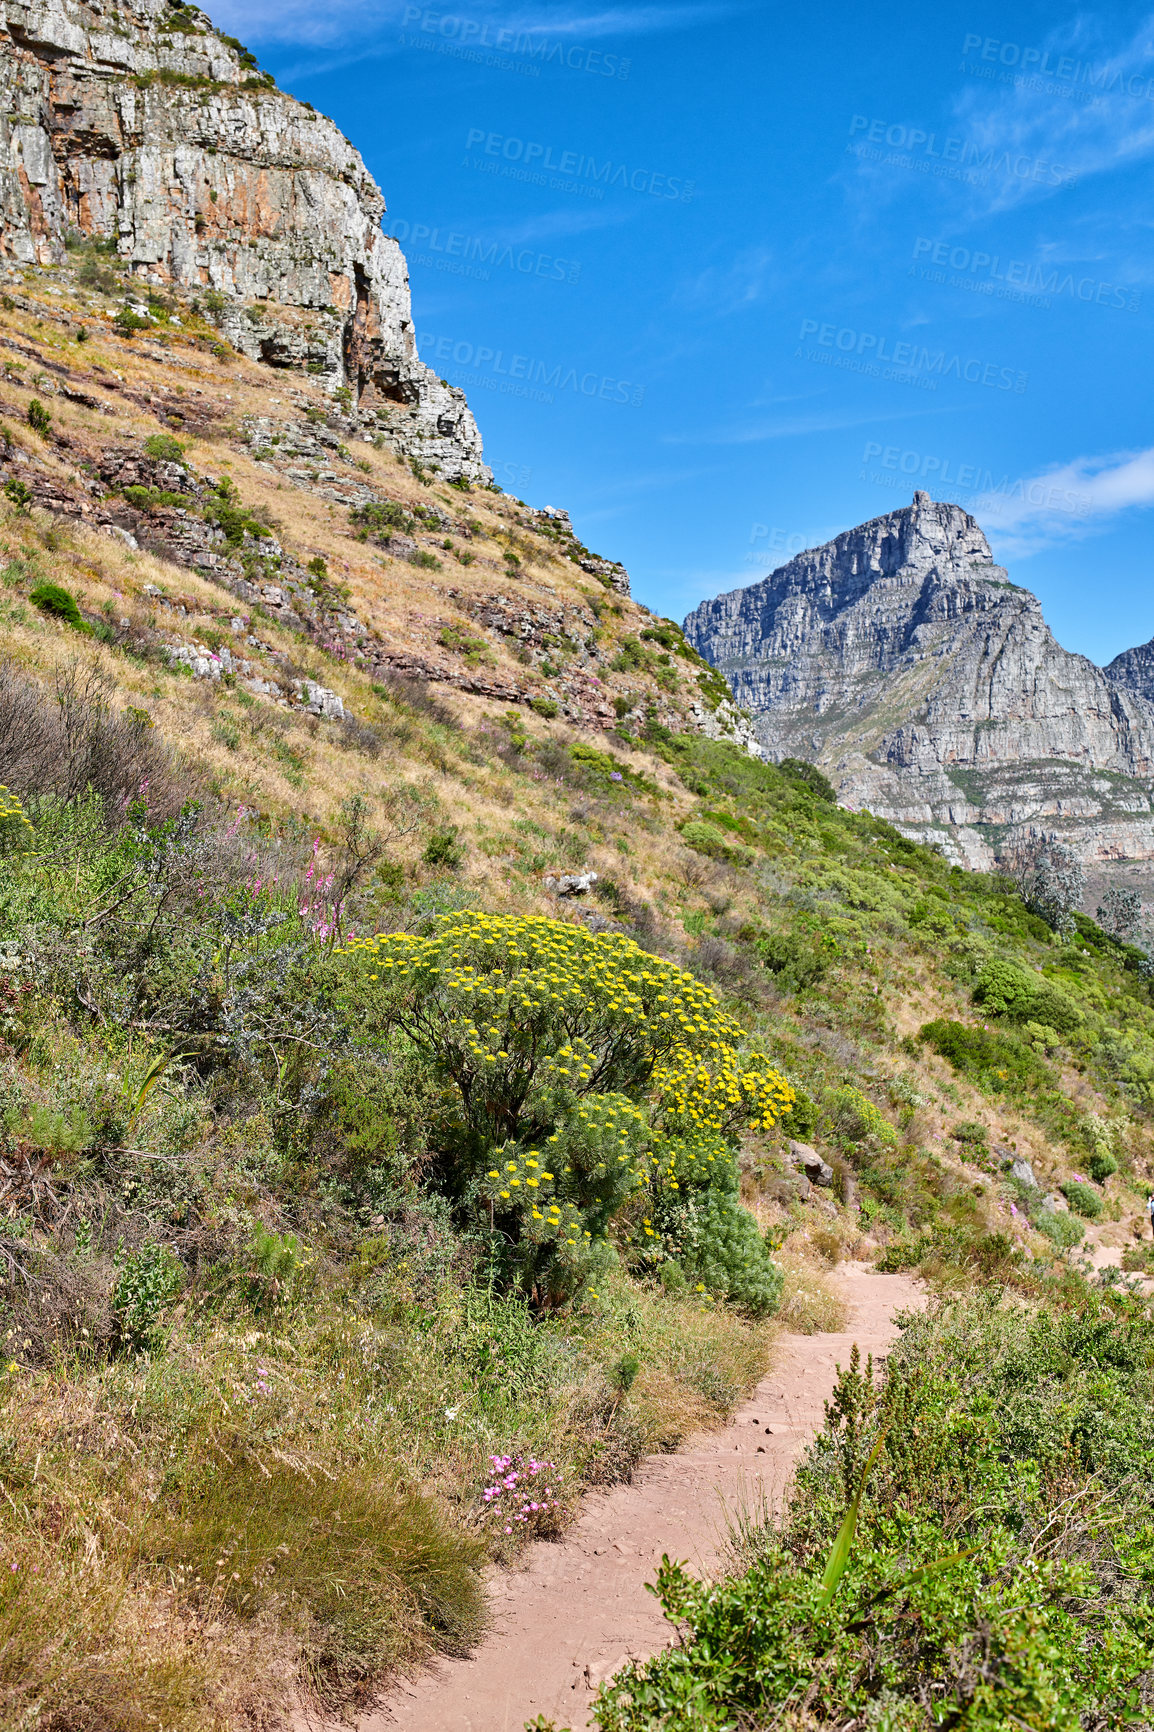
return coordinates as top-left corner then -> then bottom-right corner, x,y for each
684,491 -> 1154,871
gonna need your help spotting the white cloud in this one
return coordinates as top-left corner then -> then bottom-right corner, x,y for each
974,444 -> 1154,558
949,12 -> 1154,213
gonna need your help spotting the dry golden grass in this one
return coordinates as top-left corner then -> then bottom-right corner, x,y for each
773,1251 -> 849,1335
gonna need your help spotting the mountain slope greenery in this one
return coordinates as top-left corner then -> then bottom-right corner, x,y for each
1,255 -> 1153,1729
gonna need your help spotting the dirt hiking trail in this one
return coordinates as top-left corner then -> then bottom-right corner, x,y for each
365,1265 -> 921,1732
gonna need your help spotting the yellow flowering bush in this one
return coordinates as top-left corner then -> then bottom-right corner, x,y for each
0,786 -> 33,854
342,914 -> 793,1306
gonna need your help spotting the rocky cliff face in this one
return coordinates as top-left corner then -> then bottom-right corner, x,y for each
684,492 -> 1154,870
1105,636 -> 1154,704
0,0 -> 488,479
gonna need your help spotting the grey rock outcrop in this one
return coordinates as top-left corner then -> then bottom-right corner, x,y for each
1106,637 -> 1154,703
684,492 -> 1154,870
0,0 -> 488,481
786,1140 -> 834,1187
544,871 -> 598,896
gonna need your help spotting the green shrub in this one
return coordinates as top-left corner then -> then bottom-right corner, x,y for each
824,1086 -> 896,1145
1061,1178 -> 1104,1219
143,433 -> 187,464
203,490 -> 273,546
972,958 -> 1082,1033
3,477 -> 32,512
776,1084 -> 817,1141
919,1018 -> 1052,1095
677,1190 -> 783,1315
114,304 -> 152,336
351,499 -> 415,538
26,398 -> 51,437
1087,1149 -> 1118,1183
112,1243 -> 184,1350
423,827 -> 465,869
778,757 -> 836,802
528,696 -> 559,719
1032,1208 -> 1084,1248
343,914 -> 793,1305
682,820 -> 754,867
121,484 -> 191,511
596,1290 -> 1154,1730
29,581 -> 89,632
756,930 -> 827,990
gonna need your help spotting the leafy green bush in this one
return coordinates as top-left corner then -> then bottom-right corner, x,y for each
113,304 -> 152,336
1087,1148 -> 1118,1183
342,915 -> 793,1304
121,484 -> 191,511
29,580 -> 89,632
972,958 -> 1082,1033
1061,1178 -> 1104,1219
26,398 -> 51,437
1032,1208 -> 1084,1248
528,696 -> 559,719
824,1085 -> 896,1145
778,757 -> 836,802
677,1189 -> 783,1315
919,1018 -> 1052,1095
681,820 -> 754,867
423,826 -> 465,868
756,930 -> 827,990
112,1243 -> 184,1350
143,433 -> 187,464
351,498 -> 416,538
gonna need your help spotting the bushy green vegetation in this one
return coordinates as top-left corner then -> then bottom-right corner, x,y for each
4,642 -> 1154,1726
29,580 -> 88,631
346,913 -> 792,1308
595,1285 -> 1154,1730
0,769 -> 779,1723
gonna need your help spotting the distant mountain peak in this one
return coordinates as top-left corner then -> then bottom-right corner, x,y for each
684,493 -> 1154,873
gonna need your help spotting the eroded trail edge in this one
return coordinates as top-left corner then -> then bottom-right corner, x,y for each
368,1265 -> 921,1732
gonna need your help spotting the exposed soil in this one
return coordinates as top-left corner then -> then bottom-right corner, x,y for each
362,1265 -> 922,1732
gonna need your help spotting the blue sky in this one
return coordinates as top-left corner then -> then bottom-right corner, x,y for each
214,0 -> 1154,665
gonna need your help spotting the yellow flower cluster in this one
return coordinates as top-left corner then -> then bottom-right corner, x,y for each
0,785 -> 33,850
478,1149 -> 591,1247
653,1046 -> 796,1138
342,912 -> 793,1135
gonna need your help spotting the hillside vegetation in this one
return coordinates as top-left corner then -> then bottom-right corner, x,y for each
1,251 -> 1154,1730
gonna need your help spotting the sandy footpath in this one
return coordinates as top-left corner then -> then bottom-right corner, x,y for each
353,1265 -> 922,1732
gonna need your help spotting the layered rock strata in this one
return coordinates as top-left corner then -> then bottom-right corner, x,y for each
0,0 -> 488,479
684,492 -> 1154,869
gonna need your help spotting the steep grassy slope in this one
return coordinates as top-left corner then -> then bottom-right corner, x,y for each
1,249 -> 1154,1730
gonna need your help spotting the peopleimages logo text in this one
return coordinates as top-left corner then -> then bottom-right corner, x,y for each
911,238 -> 1139,312
402,8 -> 631,77
847,114 -> 1076,186
861,441 -> 1091,514
391,220 -> 580,284
961,32 -> 1154,101
463,129 -> 695,200
418,333 -> 645,406
799,319 -> 1027,392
